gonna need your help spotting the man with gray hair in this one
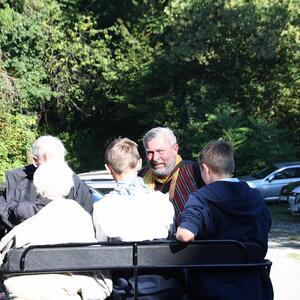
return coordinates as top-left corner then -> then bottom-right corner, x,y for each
1,161 -> 112,300
31,135 -> 67,167
0,135 -> 93,236
139,127 -> 205,221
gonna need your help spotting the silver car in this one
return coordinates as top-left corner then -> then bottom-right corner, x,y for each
78,170 -> 115,195
239,161 -> 300,202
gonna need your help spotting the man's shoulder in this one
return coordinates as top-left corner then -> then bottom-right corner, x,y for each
6,164 -> 36,183
44,198 -> 83,212
69,173 -> 93,208
138,166 -> 149,178
178,160 -> 205,188
71,172 -> 90,189
179,160 -> 195,170
72,172 -> 82,184
7,164 -> 35,176
181,159 -> 194,165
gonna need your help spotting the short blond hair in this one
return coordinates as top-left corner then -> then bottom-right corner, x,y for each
105,138 -> 140,174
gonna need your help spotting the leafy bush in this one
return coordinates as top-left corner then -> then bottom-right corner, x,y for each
0,102 -> 37,181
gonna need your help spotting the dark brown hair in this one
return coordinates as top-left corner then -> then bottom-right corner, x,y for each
199,140 -> 235,175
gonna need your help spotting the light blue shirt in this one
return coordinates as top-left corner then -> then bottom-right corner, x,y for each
109,176 -> 152,197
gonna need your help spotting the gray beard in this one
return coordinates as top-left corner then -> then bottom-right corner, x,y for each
150,160 -> 177,178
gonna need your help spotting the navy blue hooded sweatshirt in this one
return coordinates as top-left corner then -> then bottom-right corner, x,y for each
179,180 -> 273,300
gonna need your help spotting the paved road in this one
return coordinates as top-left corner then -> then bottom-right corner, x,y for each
267,241 -> 300,300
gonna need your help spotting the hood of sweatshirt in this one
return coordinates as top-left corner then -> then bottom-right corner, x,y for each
196,181 -> 266,218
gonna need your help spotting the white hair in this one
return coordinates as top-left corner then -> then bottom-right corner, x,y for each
143,127 -> 177,148
33,161 -> 74,199
32,135 -> 67,161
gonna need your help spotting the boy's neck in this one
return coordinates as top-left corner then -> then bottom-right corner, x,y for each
113,169 -> 138,182
208,172 -> 232,184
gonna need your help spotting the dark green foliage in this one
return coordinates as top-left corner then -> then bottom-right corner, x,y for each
0,0 -> 299,177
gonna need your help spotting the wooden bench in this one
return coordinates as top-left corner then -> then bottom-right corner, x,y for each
0,239 -> 272,299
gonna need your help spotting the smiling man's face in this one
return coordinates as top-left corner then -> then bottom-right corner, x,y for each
145,134 -> 179,178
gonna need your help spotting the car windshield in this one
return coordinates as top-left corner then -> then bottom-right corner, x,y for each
251,165 -> 278,179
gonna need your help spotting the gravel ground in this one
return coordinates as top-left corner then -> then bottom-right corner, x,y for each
267,220 -> 300,300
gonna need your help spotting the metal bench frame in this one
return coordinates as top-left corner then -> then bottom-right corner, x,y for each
0,239 -> 272,299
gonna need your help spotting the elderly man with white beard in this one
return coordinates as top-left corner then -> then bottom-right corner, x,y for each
138,127 -> 205,222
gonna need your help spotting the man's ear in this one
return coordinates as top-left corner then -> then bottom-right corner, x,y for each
174,144 -> 179,152
105,164 -> 113,175
32,156 -> 39,167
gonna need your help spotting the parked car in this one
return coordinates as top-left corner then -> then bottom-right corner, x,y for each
289,191 -> 300,215
239,161 -> 300,202
279,180 -> 300,203
78,170 -> 115,195
284,183 -> 300,215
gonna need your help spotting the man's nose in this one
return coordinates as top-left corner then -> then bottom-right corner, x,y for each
152,151 -> 160,161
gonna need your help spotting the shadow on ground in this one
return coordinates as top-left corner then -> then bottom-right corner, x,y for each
269,221 -> 300,249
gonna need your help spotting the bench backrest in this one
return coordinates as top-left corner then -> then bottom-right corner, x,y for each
2,240 -> 270,274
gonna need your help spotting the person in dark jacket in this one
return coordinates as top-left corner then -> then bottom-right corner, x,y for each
176,140 -> 273,300
0,135 -> 93,237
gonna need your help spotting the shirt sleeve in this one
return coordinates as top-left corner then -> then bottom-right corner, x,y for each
179,192 -> 213,238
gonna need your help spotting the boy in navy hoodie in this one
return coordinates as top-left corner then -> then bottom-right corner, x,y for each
176,140 -> 273,300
